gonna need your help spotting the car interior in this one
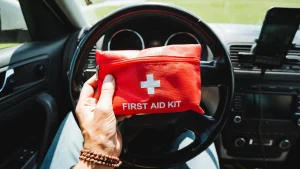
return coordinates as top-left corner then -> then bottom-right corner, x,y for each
0,0 -> 300,169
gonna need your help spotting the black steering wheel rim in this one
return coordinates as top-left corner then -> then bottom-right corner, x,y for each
69,3 -> 234,169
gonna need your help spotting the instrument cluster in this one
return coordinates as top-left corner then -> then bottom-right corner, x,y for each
107,29 -> 200,50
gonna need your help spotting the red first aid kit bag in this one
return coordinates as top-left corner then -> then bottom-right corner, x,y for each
95,44 -> 204,115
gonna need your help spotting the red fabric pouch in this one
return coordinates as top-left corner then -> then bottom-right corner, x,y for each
95,44 -> 204,115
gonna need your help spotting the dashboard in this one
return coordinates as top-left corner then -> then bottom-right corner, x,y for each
82,17 -> 300,163
210,24 -> 300,162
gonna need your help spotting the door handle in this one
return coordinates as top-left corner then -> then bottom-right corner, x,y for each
0,69 -> 14,94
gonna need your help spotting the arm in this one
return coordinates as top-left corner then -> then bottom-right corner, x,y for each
73,75 -> 130,169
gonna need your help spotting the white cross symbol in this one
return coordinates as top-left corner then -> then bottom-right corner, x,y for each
140,74 -> 161,95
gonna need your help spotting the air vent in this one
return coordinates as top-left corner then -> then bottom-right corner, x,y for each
83,45 -> 97,79
285,46 -> 300,66
85,45 -> 97,69
89,45 -> 96,59
229,44 -> 300,70
229,45 -> 252,68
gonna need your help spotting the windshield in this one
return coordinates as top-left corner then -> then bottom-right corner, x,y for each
82,0 -> 300,25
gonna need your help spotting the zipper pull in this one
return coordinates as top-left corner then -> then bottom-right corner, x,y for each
96,65 -> 100,80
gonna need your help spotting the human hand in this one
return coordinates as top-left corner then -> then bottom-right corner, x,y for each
75,74 -> 130,158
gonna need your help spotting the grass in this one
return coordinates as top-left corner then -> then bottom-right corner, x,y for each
94,0 -> 300,25
2,0 -> 299,49
94,6 -> 123,18
0,43 -> 20,49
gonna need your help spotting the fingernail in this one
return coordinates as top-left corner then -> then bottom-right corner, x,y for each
103,74 -> 114,82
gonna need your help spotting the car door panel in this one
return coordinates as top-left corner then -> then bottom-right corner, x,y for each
0,56 -> 48,110
0,35 -> 69,168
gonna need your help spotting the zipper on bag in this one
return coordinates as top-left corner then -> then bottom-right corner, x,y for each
96,56 -> 200,79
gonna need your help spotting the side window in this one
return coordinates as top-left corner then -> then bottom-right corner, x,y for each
0,0 -> 30,49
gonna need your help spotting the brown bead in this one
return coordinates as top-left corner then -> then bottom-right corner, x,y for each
79,148 -> 122,168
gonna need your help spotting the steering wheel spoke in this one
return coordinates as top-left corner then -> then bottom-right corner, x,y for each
201,114 -> 217,125
177,112 -> 216,136
201,60 -> 231,87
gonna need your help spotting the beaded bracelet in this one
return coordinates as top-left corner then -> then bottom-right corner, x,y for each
79,149 -> 122,168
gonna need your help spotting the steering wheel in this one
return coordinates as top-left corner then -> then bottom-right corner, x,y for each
69,3 -> 234,169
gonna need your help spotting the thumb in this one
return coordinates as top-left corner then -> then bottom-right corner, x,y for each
98,74 -> 116,108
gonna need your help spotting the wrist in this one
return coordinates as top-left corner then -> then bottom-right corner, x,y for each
82,129 -> 121,157
83,139 -> 119,157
